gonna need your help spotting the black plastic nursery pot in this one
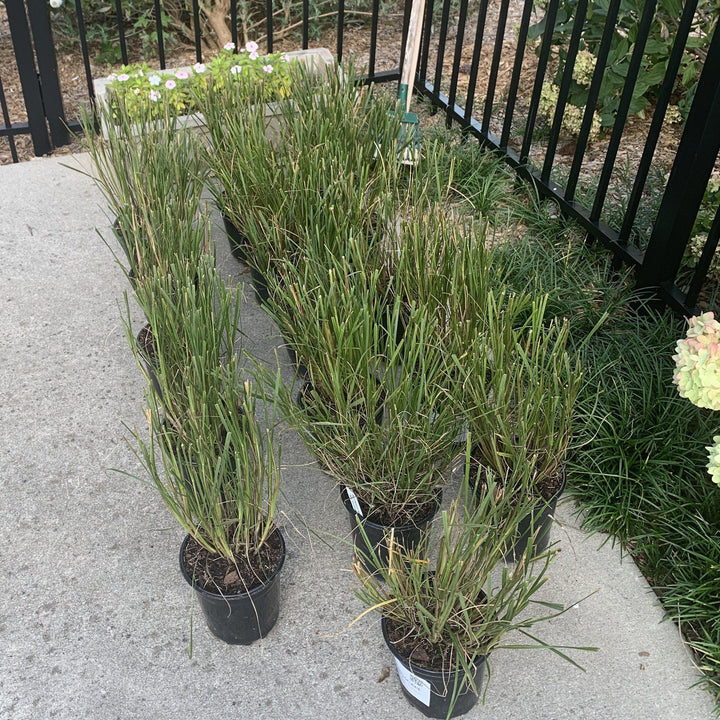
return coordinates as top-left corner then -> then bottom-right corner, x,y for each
179,528 -> 286,645
221,213 -> 252,264
505,469 -> 567,562
136,323 -> 163,401
250,266 -> 271,305
281,337 -> 309,379
342,487 -> 440,572
381,617 -> 485,719
113,217 -> 138,281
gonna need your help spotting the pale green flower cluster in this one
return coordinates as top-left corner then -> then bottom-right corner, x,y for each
705,436 -> 720,486
687,233 -> 720,283
708,168 -> 720,195
573,50 -> 596,86
665,105 -> 682,124
538,83 -> 601,141
673,311 -> 720,410
674,313 -> 720,486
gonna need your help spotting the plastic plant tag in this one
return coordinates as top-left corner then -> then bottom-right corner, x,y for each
394,658 -> 431,706
346,487 -> 363,516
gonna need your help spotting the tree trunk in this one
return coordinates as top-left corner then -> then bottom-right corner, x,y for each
200,0 -> 232,48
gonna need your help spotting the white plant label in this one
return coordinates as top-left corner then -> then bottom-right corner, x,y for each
346,487 -> 362,516
395,659 -> 431,707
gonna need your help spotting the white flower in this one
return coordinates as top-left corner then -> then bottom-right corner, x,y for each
230,65 -> 241,75
249,51 -> 259,60
246,41 -> 259,53
193,63 -> 206,74
149,90 -> 160,102
107,73 -> 117,82
262,64 -> 273,73
133,88 -> 140,95
49,0 -> 63,8
117,73 -> 130,82
224,42 -> 236,51
149,75 -> 161,86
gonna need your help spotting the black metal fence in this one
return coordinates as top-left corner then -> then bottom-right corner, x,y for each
2,0 -> 719,314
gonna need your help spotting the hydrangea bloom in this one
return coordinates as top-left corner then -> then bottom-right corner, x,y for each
706,436 -> 720,486
573,50 -> 596,86
673,312 -> 720,410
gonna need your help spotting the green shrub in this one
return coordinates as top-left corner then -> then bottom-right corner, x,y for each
530,0 -> 717,128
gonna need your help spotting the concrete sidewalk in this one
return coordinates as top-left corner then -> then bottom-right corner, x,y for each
0,154 -> 714,720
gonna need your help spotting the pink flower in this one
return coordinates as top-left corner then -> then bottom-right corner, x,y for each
249,51 -> 259,60
246,40 -> 259,53
165,79 -> 176,90
107,73 -> 117,81
175,70 -> 189,80
224,42 -> 236,51
117,74 -> 130,82
193,63 -> 206,73
262,64 -> 273,73
149,90 -> 160,102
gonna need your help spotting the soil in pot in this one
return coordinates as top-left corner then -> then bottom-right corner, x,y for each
382,616 -> 486,719
179,528 -> 285,645
342,487 -> 440,572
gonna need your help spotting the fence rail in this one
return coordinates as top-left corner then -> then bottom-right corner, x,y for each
1,0 -> 719,314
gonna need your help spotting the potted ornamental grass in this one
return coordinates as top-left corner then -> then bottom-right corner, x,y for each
199,61 -> 402,277
452,291 -> 583,559
269,249 -> 460,566
79,99 -> 210,282
353,458 -> 594,719
125,252 -> 240,411
136,376 -> 284,645
126,259 -> 284,645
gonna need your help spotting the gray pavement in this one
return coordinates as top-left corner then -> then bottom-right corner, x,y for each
0,153 -> 715,719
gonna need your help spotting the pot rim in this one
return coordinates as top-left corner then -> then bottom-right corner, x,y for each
380,616 -> 486,679
341,486 -> 441,532
474,463 -> 567,506
179,526 -> 286,600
